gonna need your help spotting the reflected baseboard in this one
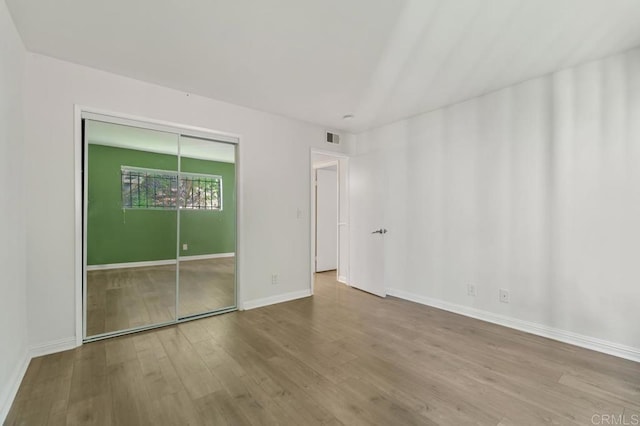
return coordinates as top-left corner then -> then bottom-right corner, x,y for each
87,253 -> 235,271
179,253 -> 235,262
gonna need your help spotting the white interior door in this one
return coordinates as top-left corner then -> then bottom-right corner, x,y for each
316,167 -> 338,272
349,149 -> 386,297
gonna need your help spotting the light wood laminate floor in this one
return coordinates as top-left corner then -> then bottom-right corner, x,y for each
86,257 -> 235,337
6,272 -> 640,425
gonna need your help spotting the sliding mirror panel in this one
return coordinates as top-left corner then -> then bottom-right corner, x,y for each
85,120 -> 179,338
177,136 -> 236,318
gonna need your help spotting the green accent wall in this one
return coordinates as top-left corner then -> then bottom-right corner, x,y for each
87,144 -> 235,265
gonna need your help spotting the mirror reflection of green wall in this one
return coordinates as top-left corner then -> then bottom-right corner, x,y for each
84,120 -> 237,339
86,121 -> 179,337
88,144 -> 179,265
87,145 -> 235,265
178,136 -> 236,318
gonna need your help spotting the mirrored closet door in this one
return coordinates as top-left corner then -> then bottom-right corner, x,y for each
178,136 -> 237,318
83,116 -> 237,341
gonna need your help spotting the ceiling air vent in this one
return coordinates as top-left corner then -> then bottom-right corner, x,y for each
326,132 -> 340,145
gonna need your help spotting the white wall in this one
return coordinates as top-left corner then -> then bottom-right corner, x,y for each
355,47 -> 640,357
23,53 -> 347,347
0,1 -> 28,420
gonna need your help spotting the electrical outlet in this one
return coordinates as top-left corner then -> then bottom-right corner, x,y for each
182,243 -> 188,251
499,289 -> 510,303
271,274 -> 278,285
467,284 -> 477,297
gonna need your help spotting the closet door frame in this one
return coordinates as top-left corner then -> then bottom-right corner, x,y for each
75,106 -> 240,345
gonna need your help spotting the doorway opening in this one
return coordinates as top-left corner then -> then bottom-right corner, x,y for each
310,150 -> 349,294
315,163 -> 337,274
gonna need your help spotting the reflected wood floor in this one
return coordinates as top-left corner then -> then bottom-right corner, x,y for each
86,257 -> 235,336
6,272 -> 640,425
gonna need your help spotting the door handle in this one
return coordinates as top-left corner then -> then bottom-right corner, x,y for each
371,228 -> 388,234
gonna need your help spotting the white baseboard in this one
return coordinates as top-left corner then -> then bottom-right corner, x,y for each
387,288 -> 640,363
242,289 -> 312,311
29,336 -> 78,358
0,336 -> 78,424
338,276 -> 348,284
0,350 -> 30,424
87,253 -> 235,271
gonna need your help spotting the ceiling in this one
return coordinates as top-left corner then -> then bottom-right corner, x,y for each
7,0 -> 640,133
